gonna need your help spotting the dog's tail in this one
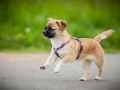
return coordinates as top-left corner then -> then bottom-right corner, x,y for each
94,29 -> 115,42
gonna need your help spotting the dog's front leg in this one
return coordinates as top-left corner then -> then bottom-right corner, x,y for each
40,53 -> 58,70
54,54 -> 75,73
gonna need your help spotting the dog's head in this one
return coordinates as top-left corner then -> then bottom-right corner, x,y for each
42,18 -> 66,38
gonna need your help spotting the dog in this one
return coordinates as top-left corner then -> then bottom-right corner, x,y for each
40,18 -> 115,81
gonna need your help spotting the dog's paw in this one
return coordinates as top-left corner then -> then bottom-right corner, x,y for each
95,76 -> 101,80
54,66 -> 61,73
54,62 -> 62,73
54,71 -> 59,73
54,68 -> 59,73
79,77 -> 87,81
40,65 -> 48,70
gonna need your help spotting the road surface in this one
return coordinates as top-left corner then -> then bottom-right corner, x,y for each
0,53 -> 120,90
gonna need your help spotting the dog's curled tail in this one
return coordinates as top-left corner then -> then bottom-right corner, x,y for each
94,29 -> 115,42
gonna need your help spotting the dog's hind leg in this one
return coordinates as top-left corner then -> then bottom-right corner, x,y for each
94,56 -> 104,80
79,59 -> 92,81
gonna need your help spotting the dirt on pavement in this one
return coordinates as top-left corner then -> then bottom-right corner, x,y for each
0,52 -> 49,62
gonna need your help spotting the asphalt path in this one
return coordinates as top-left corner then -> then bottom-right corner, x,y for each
0,54 -> 120,90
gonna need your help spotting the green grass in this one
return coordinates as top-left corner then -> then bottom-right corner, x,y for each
0,0 -> 120,53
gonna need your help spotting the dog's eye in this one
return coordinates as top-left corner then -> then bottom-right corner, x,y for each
44,27 -> 47,29
51,27 -> 56,30
51,28 -> 56,30
49,27 -> 56,31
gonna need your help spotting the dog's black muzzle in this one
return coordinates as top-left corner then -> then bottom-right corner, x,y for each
42,30 -> 55,38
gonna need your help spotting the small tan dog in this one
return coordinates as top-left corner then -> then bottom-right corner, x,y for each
40,18 -> 115,81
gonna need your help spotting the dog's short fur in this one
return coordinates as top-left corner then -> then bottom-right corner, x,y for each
40,18 -> 115,81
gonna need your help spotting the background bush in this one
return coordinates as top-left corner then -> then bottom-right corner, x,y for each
0,0 -> 120,53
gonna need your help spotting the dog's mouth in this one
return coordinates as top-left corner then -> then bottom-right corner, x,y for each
42,31 -> 55,38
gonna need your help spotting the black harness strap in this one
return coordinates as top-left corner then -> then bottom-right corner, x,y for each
53,38 -> 83,59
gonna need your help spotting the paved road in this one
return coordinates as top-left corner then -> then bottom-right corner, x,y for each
0,54 -> 120,90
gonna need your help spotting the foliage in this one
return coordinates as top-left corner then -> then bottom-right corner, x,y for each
0,0 -> 120,53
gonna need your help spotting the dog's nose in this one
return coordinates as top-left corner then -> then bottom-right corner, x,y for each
42,31 -> 45,35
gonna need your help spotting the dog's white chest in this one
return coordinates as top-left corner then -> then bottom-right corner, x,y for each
50,37 -> 71,58
57,47 -> 69,58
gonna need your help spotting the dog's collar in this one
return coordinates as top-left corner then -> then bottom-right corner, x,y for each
53,38 -> 83,59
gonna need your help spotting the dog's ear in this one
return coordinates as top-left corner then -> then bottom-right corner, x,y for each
56,20 -> 66,31
47,18 -> 53,21
61,20 -> 66,29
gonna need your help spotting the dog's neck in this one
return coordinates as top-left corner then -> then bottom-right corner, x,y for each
50,30 -> 71,48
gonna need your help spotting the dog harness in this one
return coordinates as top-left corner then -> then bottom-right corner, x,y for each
53,38 -> 83,59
